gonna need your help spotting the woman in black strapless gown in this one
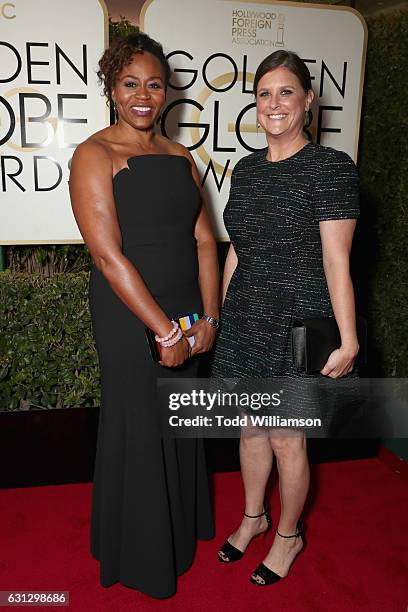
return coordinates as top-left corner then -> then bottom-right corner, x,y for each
69,34 -> 218,599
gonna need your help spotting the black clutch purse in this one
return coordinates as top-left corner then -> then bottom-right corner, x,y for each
145,327 -> 162,362
291,316 -> 367,373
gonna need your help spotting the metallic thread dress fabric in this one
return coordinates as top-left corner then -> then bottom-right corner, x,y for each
211,143 -> 360,432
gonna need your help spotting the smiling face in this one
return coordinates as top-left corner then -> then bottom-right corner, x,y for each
111,51 -> 166,131
256,66 -> 314,140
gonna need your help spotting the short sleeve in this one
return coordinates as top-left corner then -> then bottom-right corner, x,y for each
313,149 -> 360,222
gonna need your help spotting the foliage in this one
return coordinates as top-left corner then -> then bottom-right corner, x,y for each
7,245 -> 91,276
357,8 -> 408,376
109,16 -> 139,40
0,272 -> 100,410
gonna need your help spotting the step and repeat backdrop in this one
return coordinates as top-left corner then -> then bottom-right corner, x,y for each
0,0 -> 367,243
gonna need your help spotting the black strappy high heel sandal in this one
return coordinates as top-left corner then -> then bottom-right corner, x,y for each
218,504 -> 273,563
250,519 -> 304,585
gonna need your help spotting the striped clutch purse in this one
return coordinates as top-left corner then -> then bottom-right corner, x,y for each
178,313 -> 199,347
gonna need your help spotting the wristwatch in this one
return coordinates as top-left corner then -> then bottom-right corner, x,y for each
201,314 -> 220,330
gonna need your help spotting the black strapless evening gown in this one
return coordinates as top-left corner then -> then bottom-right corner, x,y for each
88,155 -> 214,599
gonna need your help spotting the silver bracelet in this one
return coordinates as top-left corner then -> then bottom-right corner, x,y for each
201,314 -> 220,330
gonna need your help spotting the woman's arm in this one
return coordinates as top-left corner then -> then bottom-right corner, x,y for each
221,243 -> 238,305
182,151 -> 219,355
319,218 -> 359,378
194,201 -> 220,322
69,140 -> 189,367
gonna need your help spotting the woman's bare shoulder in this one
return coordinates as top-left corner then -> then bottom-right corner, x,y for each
72,127 -> 116,170
156,135 -> 191,159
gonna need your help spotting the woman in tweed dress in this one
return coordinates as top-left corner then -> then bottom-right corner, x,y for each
212,51 -> 360,586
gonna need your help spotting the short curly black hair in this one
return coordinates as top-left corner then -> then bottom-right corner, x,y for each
97,32 -> 170,103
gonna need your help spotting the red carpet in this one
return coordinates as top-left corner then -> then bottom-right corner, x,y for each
0,454 -> 407,611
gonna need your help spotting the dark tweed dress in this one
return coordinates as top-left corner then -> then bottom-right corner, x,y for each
211,142 -> 360,432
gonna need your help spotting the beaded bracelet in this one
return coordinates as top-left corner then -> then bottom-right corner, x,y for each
155,320 -> 178,344
160,327 -> 183,348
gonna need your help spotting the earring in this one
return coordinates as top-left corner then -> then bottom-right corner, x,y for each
304,109 -> 312,127
113,101 -> 118,123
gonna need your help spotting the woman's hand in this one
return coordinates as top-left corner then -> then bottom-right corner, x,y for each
184,319 -> 217,356
320,344 -> 359,378
159,335 -> 191,368
319,218 -> 359,380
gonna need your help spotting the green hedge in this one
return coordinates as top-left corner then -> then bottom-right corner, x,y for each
358,9 -> 408,376
0,272 -> 100,411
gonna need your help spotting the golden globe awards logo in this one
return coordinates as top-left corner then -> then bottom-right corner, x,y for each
0,43 -> 89,192
161,51 -> 259,188
161,50 -> 348,190
0,0 -> 107,244
143,0 -> 367,240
